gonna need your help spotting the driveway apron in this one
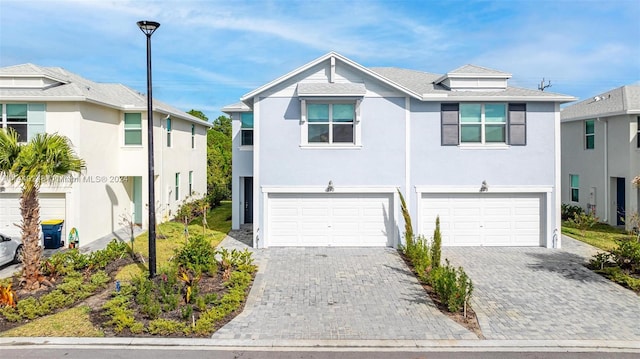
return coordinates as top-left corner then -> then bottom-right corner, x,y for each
212,245 -> 476,340
443,239 -> 640,341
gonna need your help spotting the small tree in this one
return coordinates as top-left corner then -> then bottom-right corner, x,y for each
431,216 -> 442,269
568,212 -> 598,238
397,189 -> 413,246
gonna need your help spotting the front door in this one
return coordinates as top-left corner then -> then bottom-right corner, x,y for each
616,177 -> 625,226
133,176 -> 143,225
244,177 -> 253,224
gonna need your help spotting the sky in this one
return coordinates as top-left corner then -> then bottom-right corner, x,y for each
1,0 -> 639,121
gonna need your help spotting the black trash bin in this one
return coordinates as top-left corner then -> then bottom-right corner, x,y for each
42,219 -> 64,249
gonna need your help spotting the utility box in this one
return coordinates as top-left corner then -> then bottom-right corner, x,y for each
42,219 -> 64,249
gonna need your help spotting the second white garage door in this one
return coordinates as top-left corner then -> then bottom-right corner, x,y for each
0,193 -> 66,238
268,193 -> 393,247
421,193 -> 543,246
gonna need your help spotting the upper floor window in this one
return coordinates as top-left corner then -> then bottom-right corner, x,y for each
191,124 -> 195,149
460,103 -> 506,144
570,174 -> 579,202
166,118 -> 172,147
1,103 -> 46,142
241,113 -> 253,146
441,103 -> 526,146
124,113 -> 142,145
585,119 -> 595,149
188,171 -> 193,196
300,101 -> 361,147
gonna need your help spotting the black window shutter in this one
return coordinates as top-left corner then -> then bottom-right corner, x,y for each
441,103 -> 459,146
508,103 -> 526,146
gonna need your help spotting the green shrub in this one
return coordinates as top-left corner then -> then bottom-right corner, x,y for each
598,267 -> 640,291
567,212 -> 599,238
173,235 -> 217,275
147,318 -> 189,336
39,290 -> 70,310
404,235 -> 431,281
561,203 -> 584,221
16,297 -> 45,319
0,305 -> 21,322
431,216 -> 442,269
430,260 -> 473,313
611,239 -> 640,273
589,252 -> 613,270
88,239 -> 129,269
90,270 -> 111,287
175,197 -> 209,224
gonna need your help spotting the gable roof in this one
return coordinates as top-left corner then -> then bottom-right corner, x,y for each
239,52 -> 423,103
230,52 -> 574,111
561,85 -> 640,121
0,63 -> 212,127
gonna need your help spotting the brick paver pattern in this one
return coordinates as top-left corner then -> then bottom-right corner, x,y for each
212,246 -> 476,340
444,241 -> 640,341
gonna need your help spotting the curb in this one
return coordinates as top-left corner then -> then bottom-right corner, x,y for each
1,337 -> 639,352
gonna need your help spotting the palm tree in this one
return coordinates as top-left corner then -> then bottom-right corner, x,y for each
0,129 -> 84,290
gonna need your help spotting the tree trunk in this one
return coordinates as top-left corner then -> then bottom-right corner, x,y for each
20,187 -> 43,291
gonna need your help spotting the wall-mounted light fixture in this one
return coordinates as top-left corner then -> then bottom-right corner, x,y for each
326,180 -> 334,192
480,180 -> 489,192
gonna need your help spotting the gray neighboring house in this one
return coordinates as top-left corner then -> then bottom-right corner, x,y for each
561,85 -> 640,229
223,52 -> 575,249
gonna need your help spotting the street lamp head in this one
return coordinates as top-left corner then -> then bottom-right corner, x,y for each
137,20 -> 160,36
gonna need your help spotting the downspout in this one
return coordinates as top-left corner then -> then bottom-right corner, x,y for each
603,118 -> 609,222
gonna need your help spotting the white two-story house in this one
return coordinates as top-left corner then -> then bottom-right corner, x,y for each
223,52 -> 575,249
561,85 -> 640,229
0,63 -> 211,246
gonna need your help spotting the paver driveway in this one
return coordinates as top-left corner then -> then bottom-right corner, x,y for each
213,246 -> 476,341
443,237 -> 640,341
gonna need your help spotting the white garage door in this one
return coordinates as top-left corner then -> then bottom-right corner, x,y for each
421,193 -> 542,246
268,193 -> 393,247
0,193 -> 66,237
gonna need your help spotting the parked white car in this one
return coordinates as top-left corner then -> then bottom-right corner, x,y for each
0,232 -> 23,266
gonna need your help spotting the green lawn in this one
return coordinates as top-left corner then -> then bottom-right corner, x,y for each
562,222 -> 633,252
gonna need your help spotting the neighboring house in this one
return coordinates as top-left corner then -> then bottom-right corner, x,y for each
222,52 -> 575,249
560,85 -> 640,229
0,63 -> 211,246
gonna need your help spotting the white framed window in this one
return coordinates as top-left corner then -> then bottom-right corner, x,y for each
191,124 -> 195,149
585,119 -> 594,150
460,103 -> 506,144
124,113 -> 142,146
175,172 -> 180,201
1,103 -> 46,142
570,174 -> 579,202
166,118 -> 172,147
300,100 -> 361,147
241,113 -> 253,146
188,171 -> 193,196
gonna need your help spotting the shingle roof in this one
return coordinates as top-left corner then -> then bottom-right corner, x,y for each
369,67 -> 571,100
561,85 -> 640,121
222,52 -> 576,110
448,64 -> 511,76
0,63 -> 211,127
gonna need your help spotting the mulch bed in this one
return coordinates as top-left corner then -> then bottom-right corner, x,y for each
0,255 -> 254,337
399,254 -> 485,339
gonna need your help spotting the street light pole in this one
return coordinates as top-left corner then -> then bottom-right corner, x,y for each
137,20 -> 160,278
